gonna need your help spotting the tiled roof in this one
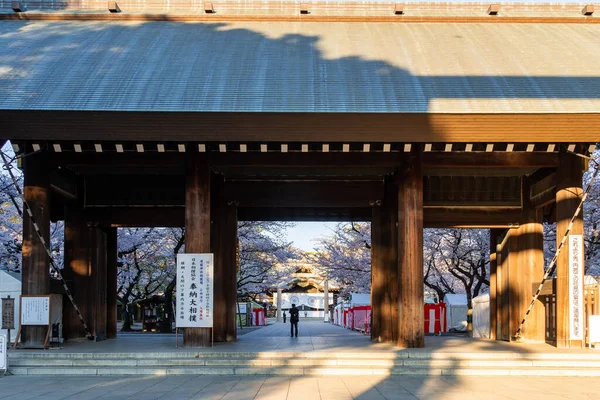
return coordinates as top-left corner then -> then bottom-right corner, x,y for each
1,20 -> 599,112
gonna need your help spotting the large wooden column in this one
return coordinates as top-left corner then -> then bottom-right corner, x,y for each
211,174 -> 238,342
21,154 -> 51,347
184,156 -> 212,347
513,180 -> 545,343
371,174 -> 398,343
556,152 -> 584,348
489,229 -> 502,341
63,204 -> 90,340
496,231 -> 510,341
89,226 -> 108,341
397,155 -> 424,348
106,227 -> 118,339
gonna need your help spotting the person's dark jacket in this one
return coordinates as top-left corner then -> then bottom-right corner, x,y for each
289,306 -> 300,323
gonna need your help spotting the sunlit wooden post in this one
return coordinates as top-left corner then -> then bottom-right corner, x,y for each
556,152 -> 584,349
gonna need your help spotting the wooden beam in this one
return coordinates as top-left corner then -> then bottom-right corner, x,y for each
5,110 -> 600,142
53,151 -> 560,171
83,205 -> 525,227
424,207 -> 522,228
555,152 -> 584,349
226,181 -> 383,208
397,155 -> 424,348
184,156 -> 212,347
423,153 -> 559,169
529,170 -> 557,208
21,153 -> 51,347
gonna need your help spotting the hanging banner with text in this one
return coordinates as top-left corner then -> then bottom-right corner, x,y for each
176,254 -> 214,328
569,235 -> 584,341
21,296 -> 50,326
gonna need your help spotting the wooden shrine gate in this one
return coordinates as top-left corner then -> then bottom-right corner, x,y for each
1,11 -> 599,349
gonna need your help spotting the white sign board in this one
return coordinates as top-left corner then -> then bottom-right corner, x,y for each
569,235 -> 584,341
176,254 -> 213,328
21,296 -> 50,326
237,303 -> 247,314
590,315 -> 600,345
0,335 -> 6,370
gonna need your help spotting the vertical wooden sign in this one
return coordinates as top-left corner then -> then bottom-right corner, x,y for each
569,235 -> 584,341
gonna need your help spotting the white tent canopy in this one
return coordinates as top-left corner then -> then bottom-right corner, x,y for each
472,293 -> 491,339
350,293 -> 370,306
443,293 -> 468,332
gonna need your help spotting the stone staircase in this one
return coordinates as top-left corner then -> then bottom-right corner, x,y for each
8,351 -> 600,376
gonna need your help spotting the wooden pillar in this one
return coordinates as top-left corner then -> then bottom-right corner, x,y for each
276,288 -> 282,322
62,204 -> 90,340
21,154 -> 51,347
212,174 -> 238,342
556,152 -> 584,349
323,280 -> 329,322
371,174 -> 398,343
106,227 -> 118,339
397,155 -> 424,348
496,230 -> 512,341
89,226 -> 108,341
184,156 -> 212,347
512,179 -> 545,342
489,229 -> 502,341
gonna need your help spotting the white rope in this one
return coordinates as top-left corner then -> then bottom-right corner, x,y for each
514,153 -> 599,340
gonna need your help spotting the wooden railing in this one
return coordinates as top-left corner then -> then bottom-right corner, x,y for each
543,279 -> 600,345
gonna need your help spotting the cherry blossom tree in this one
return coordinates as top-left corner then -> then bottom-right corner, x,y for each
117,227 -> 181,331
424,228 -> 490,307
237,221 -> 298,300
310,222 -> 371,296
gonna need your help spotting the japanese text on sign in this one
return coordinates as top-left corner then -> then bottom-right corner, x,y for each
569,235 -> 584,340
176,254 -> 214,328
21,296 -> 50,326
2,297 -> 15,330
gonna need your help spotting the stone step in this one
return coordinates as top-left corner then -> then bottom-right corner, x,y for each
10,351 -> 600,360
10,357 -> 600,368
8,365 -> 600,377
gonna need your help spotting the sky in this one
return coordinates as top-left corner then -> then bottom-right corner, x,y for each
284,222 -> 339,252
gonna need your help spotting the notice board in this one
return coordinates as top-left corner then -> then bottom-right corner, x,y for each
176,254 -> 214,328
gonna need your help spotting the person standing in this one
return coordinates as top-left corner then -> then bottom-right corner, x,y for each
289,303 -> 299,337
283,311 -> 287,323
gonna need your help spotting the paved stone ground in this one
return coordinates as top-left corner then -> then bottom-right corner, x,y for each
0,374 -> 598,400
15,320 -> 597,355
